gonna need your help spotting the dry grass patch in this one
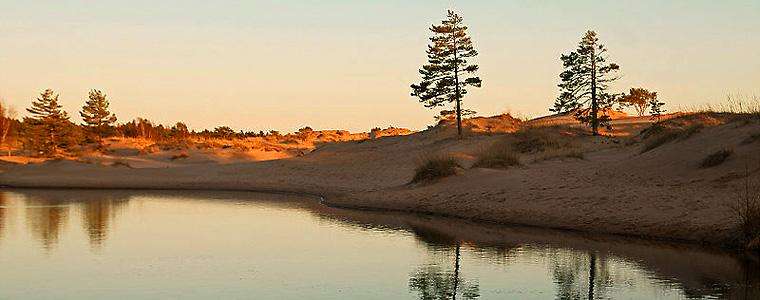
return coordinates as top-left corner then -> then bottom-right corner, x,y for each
733,176 -> 760,251
511,127 -> 570,153
640,123 -> 705,153
533,147 -> 585,162
472,140 -> 520,169
700,148 -> 733,168
411,154 -> 461,183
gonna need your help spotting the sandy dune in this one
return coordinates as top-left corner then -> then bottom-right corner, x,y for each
1,113 -> 758,246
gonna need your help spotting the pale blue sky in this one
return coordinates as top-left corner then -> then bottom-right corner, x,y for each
1,1 -> 758,132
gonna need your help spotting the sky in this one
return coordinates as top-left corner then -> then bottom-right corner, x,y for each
1,0 -> 758,132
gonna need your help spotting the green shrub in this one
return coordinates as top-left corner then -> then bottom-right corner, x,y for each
411,155 -> 460,183
473,141 -> 520,169
700,148 -> 733,168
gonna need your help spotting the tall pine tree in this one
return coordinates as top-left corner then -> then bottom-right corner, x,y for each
551,30 -> 620,135
25,89 -> 71,154
80,89 -> 117,137
411,10 -> 482,138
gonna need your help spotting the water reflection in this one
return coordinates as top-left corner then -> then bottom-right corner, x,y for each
409,244 -> 480,300
10,190 -> 130,250
0,189 -> 758,299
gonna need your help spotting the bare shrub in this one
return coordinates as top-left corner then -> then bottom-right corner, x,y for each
700,148 -> 733,168
411,154 -> 460,183
472,140 -> 520,169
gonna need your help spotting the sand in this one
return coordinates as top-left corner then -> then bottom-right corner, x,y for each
1,113 -> 758,246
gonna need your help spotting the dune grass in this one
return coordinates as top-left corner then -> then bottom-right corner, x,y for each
512,128 -> 565,153
533,147 -> 585,162
640,124 -> 705,153
700,148 -> 733,168
733,176 -> 760,251
411,154 -> 460,183
472,141 -> 521,169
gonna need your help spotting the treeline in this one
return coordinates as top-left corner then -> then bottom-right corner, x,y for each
0,89 -> 285,157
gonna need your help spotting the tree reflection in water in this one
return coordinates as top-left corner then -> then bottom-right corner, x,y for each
17,190 -> 129,250
409,244 -> 480,300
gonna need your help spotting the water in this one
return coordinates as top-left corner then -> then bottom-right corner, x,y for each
0,189 -> 757,299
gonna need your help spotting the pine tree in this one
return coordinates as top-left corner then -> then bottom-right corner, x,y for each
411,10 -> 482,138
648,96 -> 666,121
25,89 -> 71,154
80,89 -> 117,137
551,31 -> 620,135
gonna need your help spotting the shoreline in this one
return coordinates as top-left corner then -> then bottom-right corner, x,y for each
0,182 -> 740,252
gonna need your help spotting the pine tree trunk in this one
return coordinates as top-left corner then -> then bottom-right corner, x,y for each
588,252 -> 596,300
452,243 -> 461,299
453,26 -> 462,139
590,47 -> 598,136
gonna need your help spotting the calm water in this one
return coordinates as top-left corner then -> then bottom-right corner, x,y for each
0,189 -> 757,299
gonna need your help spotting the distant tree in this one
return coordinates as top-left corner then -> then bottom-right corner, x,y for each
619,88 -> 657,117
80,89 -> 117,138
170,122 -> 190,139
0,100 -> 16,148
213,126 -> 235,139
551,30 -> 621,135
24,89 -> 73,155
411,10 -> 482,138
649,96 -> 666,121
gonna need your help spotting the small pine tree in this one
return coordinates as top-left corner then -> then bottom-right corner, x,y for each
80,89 -> 117,138
551,31 -> 620,135
411,10 -> 482,138
24,89 -> 72,155
649,96 -> 666,121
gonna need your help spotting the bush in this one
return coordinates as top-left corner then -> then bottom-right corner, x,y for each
700,148 -> 733,168
411,155 -> 460,183
473,141 -> 520,169
733,176 -> 760,251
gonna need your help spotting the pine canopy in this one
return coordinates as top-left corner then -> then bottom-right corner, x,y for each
551,31 -> 620,135
80,89 -> 117,129
25,89 -> 72,153
411,10 -> 482,136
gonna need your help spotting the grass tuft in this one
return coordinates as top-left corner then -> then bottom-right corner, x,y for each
733,175 -> 760,251
473,141 -> 521,169
411,154 -> 460,183
700,148 -> 733,168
